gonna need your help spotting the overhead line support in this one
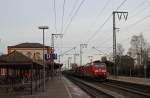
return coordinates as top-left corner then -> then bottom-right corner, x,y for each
112,11 -> 128,77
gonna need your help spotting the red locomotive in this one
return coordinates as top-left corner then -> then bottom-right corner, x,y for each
74,60 -> 107,80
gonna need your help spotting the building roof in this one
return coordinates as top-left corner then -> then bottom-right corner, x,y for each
0,51 -> 44,69
8,42 -> 50,48
0,51 -> 63,69
0,51 -> 33,63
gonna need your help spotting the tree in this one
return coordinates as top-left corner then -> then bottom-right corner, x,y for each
101,56 -> 107,62
117,43 -> 124,56
127,34 -> 150,66
108,52 -> 113,62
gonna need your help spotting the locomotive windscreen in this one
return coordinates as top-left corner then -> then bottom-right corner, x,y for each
95,63 -> 105,68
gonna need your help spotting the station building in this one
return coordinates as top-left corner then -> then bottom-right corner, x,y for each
0,42 -> 62,76
8,42 -> 52,61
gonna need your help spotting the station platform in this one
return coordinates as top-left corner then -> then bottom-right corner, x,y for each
108,75 -> 150,86
18,76 -> 91,98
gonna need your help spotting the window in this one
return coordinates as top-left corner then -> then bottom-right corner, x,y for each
35,52 -> 41,60
26,52 -> 32,58
95,63 -> 105,68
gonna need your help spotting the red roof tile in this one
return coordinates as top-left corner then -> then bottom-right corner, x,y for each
8,42 -> 50,48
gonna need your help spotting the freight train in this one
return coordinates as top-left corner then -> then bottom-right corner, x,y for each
70,60 -> 107,80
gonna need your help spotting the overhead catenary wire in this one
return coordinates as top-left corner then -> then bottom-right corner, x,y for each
68,0 -> 150,65
118,0 -> 150,30
113,14 -> 150,46
76,0 -> 128,58
78,0 -> 111,43
84,0 -> 111,36
115,1 -> 150,47
117,0 -> 150,37
60,47 -> 76,56
86,14 -> 112,44
64,0 -> 79,27
61,0 -> 79,58
96,35 -> 113,47
118,29 -> 150,45
130,3 -> 150,19
86,0 -> 128,44
122,14 -> 150,34
114,30 -> 150,51
128,0 -> 149,18
61,0 -> 66,34
61,0 -> 150,60
115,0 -> 128,11
108,1 -> 150,52
63,0 -> 86,35
130,14 -> 150,27
60,0 -> 66,63
95,0 -> 150,48
53,0 -> 57,33
91,0 -> 111,26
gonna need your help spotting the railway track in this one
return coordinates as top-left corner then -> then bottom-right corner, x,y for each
89,79 -> 150,98
101,80 -> 150,98
65,75 -> 125,98
65,75 -> 150,98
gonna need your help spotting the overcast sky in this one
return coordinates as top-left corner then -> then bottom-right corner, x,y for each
0,0 -> 150,65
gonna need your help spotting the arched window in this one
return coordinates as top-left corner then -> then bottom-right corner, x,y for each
26,52 -> 32,58
35,52 -> 41,60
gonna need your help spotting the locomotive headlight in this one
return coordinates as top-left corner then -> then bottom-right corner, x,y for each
95,70 -> 99,72
101,70 -> 106,72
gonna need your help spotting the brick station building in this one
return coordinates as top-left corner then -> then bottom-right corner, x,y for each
0,42 -> 62,94
8,42 -> 52,61
0,42 -> 62,76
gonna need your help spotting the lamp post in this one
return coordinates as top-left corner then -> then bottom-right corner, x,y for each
38,26 -> 49,92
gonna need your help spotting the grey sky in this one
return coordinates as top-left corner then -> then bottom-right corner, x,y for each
0,0 -> 150,65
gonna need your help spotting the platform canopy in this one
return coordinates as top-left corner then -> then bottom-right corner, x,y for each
0,51 -> 43,69
0,51 -> 63,69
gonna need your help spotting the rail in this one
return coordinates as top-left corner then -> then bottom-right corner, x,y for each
65,75 -> 125,98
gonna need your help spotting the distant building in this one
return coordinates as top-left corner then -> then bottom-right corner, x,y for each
116,55 -> 134,68
70,63 -> 78,69
8,42 -> 52,61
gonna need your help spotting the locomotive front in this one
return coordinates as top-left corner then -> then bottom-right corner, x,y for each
93,62 -> 107,79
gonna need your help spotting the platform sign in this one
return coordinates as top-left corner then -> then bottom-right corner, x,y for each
51,53 -> 57,59
45,54 -> 50,60
45,53 -> 57,60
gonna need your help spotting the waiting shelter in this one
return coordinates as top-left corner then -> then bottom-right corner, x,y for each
0,50 -> 63,95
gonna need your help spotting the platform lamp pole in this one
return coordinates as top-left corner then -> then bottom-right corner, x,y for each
38,26 -> 49,92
